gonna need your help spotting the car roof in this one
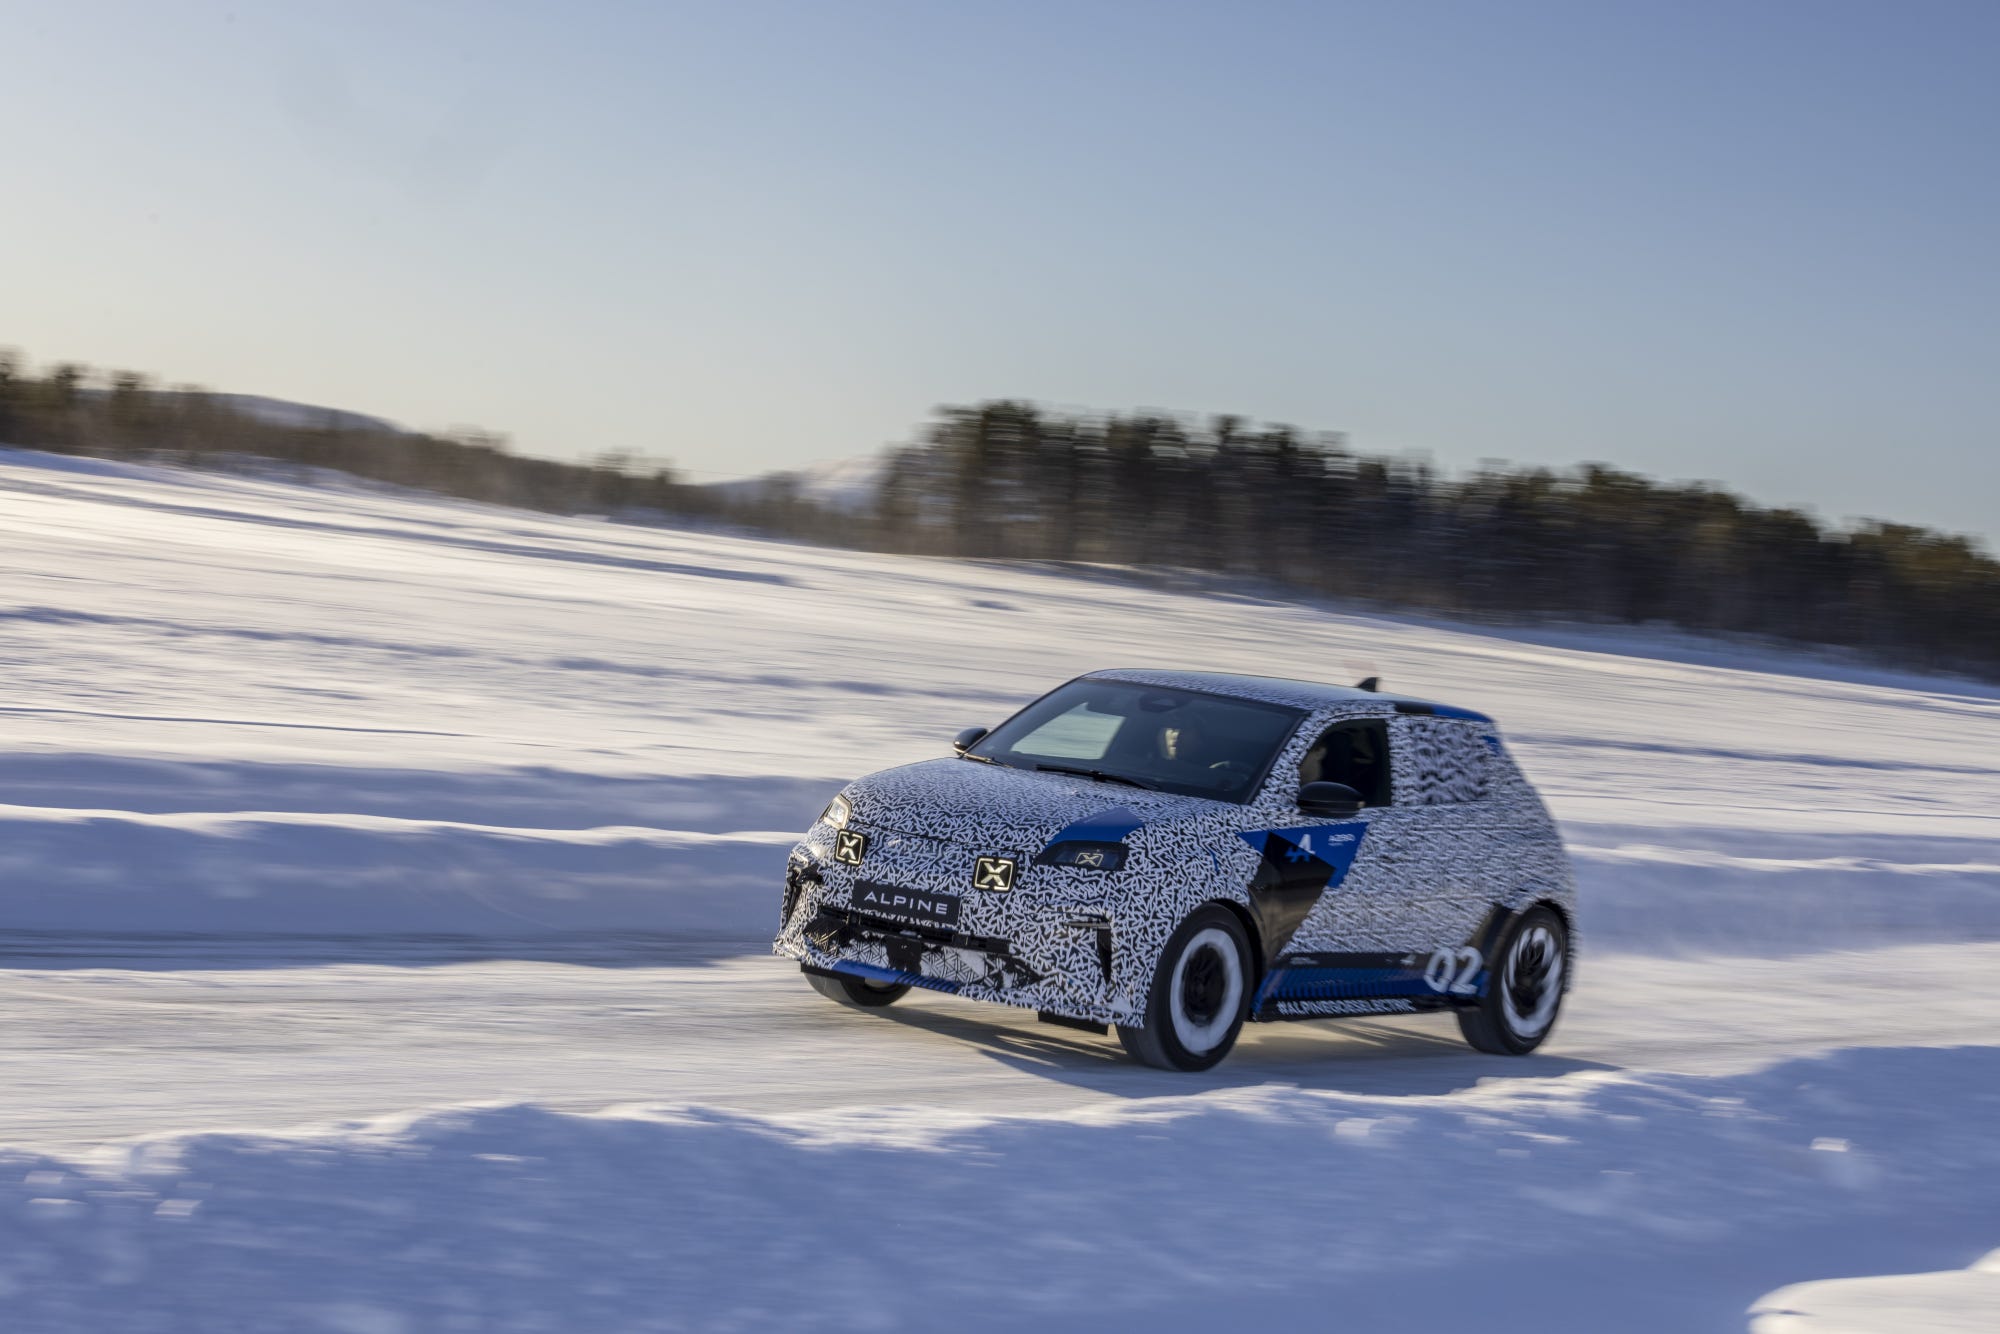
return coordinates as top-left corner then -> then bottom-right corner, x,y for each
1083,668 -> 1495,725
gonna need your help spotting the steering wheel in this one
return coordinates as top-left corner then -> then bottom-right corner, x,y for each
1207,759 -> 1254,781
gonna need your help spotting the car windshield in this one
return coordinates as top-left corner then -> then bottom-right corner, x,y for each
968,679 -> 1304,803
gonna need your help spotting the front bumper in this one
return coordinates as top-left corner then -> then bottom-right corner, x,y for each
773,836 -> 1138,1026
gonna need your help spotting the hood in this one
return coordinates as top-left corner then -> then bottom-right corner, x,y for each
842,757 -> 1210,853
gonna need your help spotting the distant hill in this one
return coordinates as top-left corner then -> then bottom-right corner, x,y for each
702,452 -> 886,514
201,394 -> 406,436
74,388 -> 408,436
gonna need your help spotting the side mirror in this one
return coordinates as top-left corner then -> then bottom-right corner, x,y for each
1298,780 -> 1363,817
952,726 -> 990,755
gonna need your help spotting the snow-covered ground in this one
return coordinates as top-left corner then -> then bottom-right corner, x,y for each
2,447 -> 1996,1331
1752,1249 -> 2000,1333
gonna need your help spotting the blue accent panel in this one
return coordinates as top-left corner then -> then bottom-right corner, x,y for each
1042,805 -> 1145,850
1236,821 -> 1373,962
1234,820 -> 1369,884
827,959 -> 962,995
1426,702 -> 1495,724
1270,966 -> 1433,1001
1251,967 -> 1284,1010
1258,963 -> 1491,1006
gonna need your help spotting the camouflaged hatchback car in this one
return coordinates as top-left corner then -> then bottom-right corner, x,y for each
774,670 -> 1574,1071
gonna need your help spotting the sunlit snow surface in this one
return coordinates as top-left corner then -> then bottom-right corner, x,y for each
1,448 -> 1996,1331
1752,1249 -> 2000,1333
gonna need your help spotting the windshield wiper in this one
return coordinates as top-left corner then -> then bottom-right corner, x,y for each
1033,763 -> 1158,790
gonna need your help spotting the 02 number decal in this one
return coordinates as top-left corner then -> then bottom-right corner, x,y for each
1423,946 -> 1483,996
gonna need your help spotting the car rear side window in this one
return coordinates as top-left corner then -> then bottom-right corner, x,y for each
1392,717 -> 1491,805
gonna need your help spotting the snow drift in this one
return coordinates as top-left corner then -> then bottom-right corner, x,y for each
6,1046 -> 1997,1333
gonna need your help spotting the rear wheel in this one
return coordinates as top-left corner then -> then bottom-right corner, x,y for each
1456,905 -> 1568,1055
1117,906 -> 1252,1072
805,968 -> 909,1009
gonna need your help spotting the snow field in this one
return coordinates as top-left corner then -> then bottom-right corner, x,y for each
3,447 -> 1998,1330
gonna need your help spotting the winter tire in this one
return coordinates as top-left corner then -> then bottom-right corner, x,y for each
1117,905 -> 1251,1071
805,968 -> 909,1008
1457,905 -> 1568,1055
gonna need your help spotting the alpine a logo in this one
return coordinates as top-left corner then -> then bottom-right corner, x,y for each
855,884 -> 956,923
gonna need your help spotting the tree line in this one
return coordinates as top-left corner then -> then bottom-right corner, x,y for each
748,401 -> 2000,679
0,351 -> 692,516
5,353 -> 1997,679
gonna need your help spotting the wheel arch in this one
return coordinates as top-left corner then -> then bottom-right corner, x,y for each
1123,892 -> 1265,1018
1209,897 -> 1267,998
1507,893 -> 1576,993
1532,895 -> 1574,934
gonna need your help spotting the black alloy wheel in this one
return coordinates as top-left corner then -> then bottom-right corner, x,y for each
1117,904 -> 1253,1072
1456,905 -> 1569,1055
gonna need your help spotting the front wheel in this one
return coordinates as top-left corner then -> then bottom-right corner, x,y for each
1456,905 -> 1568,1055
805,967 -> 909,1009
1117,905 -> 1252,1072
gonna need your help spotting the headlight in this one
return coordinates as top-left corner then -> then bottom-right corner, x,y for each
1034,841 -> 1126,872
821,793 -> 852,829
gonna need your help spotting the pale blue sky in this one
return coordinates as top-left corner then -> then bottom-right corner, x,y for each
6,1 -> 1997,543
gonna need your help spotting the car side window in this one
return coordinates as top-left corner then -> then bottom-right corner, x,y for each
1299,719 -> 1392,807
